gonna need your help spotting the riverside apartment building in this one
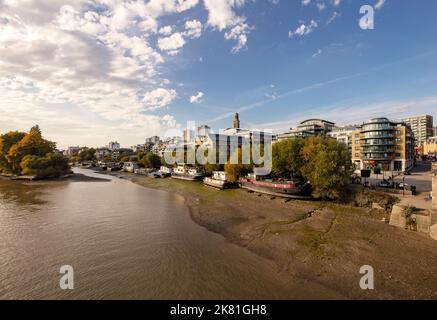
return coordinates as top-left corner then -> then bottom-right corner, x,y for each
402,115 -> 434,146
352,118 -> 415,172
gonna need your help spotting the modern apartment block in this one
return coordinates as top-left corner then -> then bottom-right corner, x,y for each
352,118 -> 415,172
328,125 -> 359,154
277,119 -> 335,140
64,146 -> 81,158
433,126 -> 437,137
424,137 -> 437,156
145,136 -> 160,145
107,141 -> 120,151
402,115 -> 434,146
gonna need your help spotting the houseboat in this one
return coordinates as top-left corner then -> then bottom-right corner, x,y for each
203,171 -> 234,189
172,165 -> 206,181
159,166 -> 173,177
122,162 -> 139,173
239,173 -> 311,198
134,168 -> 150,176
106,162 -> 122,172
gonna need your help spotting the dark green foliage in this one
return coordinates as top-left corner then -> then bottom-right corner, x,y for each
0,126 -> 70,178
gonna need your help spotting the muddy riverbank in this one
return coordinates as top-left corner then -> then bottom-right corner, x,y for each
102,169 -> 437,299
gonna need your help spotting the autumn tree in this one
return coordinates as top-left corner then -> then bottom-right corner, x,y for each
21,153 -> 70,178
300,136 -> 351,199
142,152 -> 161,169
224,147 -> 253,183
7,125 -> 56,173
271,138 -> 305,178
79,148 -> 96,162
0,125 -> 70,178
0,131 -> 26,173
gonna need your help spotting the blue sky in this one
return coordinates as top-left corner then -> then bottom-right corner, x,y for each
0,0 -> 436,148
165,0 -> 437,130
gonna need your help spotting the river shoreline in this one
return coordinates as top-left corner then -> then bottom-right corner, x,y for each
87,168 -> 437,300
4,167 -> 437,299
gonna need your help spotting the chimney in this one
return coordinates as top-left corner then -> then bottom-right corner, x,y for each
234,113 -> 240,129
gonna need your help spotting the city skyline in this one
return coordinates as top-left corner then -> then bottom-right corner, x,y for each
1,0 -> 437,149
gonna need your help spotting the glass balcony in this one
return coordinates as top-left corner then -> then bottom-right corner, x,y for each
361,149 -> 395,154
362,155 -> 393,160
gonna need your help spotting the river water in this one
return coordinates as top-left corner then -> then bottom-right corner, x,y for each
0,168 -> 318,299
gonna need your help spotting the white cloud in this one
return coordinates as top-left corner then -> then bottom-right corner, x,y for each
157,32 -> 186,54
327,11 -> 341,25
332,0 -> 342,6
302,0 -> 311,6
143,88 -> 178,110
224,22 -> 253,53
190,91 -> 204,104
203,0 -> 246,31
0,0 -> 190,147
375,0 -> 386,10
289,20 -> 318,38
184,19 -> 202,38
203,0 -> 252,53
312,49 -> 322,58
316,3 -> 326,11
159,25 -> 173,35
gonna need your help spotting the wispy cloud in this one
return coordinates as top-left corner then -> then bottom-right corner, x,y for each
207,71 -> 367,123
207,49 -> 437,124
253,96 -> 437,132
375,0 -> 386,10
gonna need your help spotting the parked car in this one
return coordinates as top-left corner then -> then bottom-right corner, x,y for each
397,182 -> 409,189
149,172 -> 162,179
378,180 -> 393,188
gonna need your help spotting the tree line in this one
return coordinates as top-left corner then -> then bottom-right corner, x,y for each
222,136 -> 351,199
0,126 -> 70,179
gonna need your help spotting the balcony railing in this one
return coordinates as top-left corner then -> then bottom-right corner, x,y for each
361,134 -> 394,139
362,142 -> 395,146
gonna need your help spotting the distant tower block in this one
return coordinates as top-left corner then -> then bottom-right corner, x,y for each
234,113 -> 240,129
431,164 -> 437,240
432,164 -> 437,226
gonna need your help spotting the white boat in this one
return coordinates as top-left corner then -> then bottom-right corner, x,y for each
172,165 -> 206,181
203,171 -> 233,189
159,166 -> 173,177
122,162 -> 139,173
187,168 -> 206,179
134,168 -> 150,175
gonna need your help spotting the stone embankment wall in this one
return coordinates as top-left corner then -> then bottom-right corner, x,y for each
390,163 -> 437,239
430,163 -> 437,240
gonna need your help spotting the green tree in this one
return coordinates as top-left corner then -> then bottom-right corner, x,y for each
142,152 -> 161,169
201,147 -> 223,174
21,153 -> 70,178
79,148 -> 96,162
224,148 -> 253,183
7,125 -> 55,173
300,136 -> 351,199
0,131 -> 26,173
0,126 -> 70,178
272,138 -> 305,178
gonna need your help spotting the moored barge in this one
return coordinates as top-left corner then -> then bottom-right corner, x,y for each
239,173 -> 311,199
171,165 -> 206,181
203,171 -> 235,189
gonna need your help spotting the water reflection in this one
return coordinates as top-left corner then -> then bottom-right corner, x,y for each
0,169 -> 334,299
